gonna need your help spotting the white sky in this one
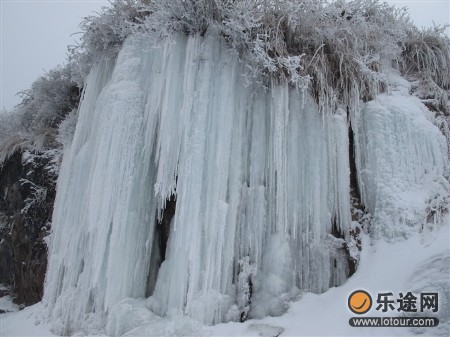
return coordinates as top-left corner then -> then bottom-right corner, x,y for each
1,0 -> 449,111
0,0 -> 108,111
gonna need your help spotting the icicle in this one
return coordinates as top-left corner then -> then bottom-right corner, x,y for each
44,42 -> 161,334
45,30 -> 355,333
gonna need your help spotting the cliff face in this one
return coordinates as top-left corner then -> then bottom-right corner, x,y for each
0,150 -> 56,306
0,153 -> 20,289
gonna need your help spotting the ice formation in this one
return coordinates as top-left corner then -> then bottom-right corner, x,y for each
353,94 -> 449,237
43,30 -> 449,335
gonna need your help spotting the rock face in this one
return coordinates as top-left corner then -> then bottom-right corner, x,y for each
0,150 -> 56,306
0,152 -> 23,289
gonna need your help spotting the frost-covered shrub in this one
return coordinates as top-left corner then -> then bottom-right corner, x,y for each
0,110 -> 27,163
412,76 -> 449,113
0,67 -> 79,164
402,25 -> 450,90
18,66 -> 79,131
69,0 -> 144,83
402,25 -> 450,115
287,0 -> 410,112
21,179 -> 48,215
141,0 -> 221,36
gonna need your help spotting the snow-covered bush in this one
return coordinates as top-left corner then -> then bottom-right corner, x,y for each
402,25 -> 450,90
141,0 -> 220,37
286,0 -> 410,112
69,0 -> 144,83
21,179 -> 48,215
0,66 -> 79,164
412,75 -> 449,113
0,110 -> 27,163
402,25 -> 450,116
17,66 -> 79,131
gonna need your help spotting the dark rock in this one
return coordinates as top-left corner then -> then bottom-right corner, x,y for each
0,150 -> 57,306
146,194 -> 176,296
0,152 -> 22,287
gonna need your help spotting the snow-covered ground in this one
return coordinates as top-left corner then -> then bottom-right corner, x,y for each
2,220 -> 448,337
0,295 -> 19,314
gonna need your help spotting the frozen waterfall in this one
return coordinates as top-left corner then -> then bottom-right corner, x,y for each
43,30 -> 449,335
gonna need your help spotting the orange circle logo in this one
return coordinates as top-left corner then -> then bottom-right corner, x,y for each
348,290 -> 372,314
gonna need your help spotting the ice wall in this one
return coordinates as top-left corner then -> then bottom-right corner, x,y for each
44,30 -> 352,334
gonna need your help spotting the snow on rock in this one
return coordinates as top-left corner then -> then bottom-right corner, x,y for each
43,30 -> 354,334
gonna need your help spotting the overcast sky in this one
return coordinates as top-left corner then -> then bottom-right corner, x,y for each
1,0 -> 108,111
1,0 -> 449,111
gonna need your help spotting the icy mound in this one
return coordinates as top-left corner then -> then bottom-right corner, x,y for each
353,94 -> 449,237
